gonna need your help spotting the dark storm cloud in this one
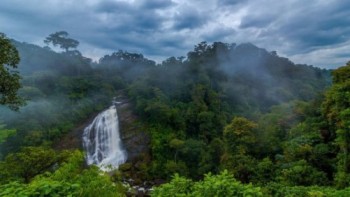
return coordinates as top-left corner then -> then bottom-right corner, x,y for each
275,2 -> 350,51
95,1 -> 133,13
84,1 -> 179,57
234,0 -> 350,67
172,8 -> 210,30
94,1 -> 166,31
217,0 -> 244,6
139,0 -> 175,9
335,53 -> 350,58
239,14 -> 275,29
202,27 -> 235,42
1,0 -> 350,67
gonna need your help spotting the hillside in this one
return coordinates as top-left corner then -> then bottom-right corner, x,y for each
3,39 -> 348,196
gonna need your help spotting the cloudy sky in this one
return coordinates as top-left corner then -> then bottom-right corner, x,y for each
1,0 -> 350,68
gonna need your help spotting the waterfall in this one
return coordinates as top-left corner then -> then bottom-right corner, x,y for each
83,104 -> 127,171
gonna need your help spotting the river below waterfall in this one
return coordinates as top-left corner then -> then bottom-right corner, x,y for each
82,104 -> 127,171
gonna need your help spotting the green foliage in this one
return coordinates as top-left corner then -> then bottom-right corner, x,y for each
44,31 -> 79,52
124,42 -> 331,184
0,33 -> 25,110
253,158 -> 275,184
191,170 -> 262,197
0,38 -> 340,195
223,117 -> 257,154
152,174 -> 193,197
332,62 -> 350,84
0,149 -> 125,197
169,138 -> 185,162
221,154 -> 257,183
51,151 -> 125,197
322,62 -> 350,188
276,160 -> 329,186
165,160 -> 189,178
0,68 -> 115,156
0,180 -> 80,197
0,146 -> 64,183
18,86 -> 45,100
0,124 -> 16,144
263,182 -> 350,197
152,170 -> 262,197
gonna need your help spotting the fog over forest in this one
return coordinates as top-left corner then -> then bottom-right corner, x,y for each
1,0 -> 350,196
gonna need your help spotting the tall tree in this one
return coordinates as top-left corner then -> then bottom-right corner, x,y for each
223,117 -> 257,154
322,62 -> 350,188
44,31 -> 79,52
0,33 -> 24,110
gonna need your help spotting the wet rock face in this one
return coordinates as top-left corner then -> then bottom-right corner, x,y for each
53,94 -> 150,165
115,96 -> 150,163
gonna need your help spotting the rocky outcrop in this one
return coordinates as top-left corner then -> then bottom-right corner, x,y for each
115,94 -> 150,163
53,93 -> 150,165
53,112 -> 99,150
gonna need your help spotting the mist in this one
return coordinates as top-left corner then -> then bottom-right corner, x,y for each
3,0 -> 350,194
0,36 -> 331,157
4,26 -> 350,196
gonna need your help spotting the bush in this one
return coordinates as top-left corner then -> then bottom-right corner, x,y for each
152,170 -> 262,197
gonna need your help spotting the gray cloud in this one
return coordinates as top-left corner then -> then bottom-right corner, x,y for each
172,7 -> 210,30
217,0 -> 244,6
139,0 -> 175,9
1,0 -> 350,67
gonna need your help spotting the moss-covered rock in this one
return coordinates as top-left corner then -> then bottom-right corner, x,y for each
119,163 -> 132,172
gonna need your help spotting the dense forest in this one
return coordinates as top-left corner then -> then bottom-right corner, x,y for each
2,32 -> 350,196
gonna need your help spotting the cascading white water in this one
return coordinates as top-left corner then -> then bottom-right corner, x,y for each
83,104 -> 127,171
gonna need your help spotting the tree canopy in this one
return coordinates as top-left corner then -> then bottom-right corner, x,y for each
0,33 -> 24,110
2,37 -> 347,196
44,31 -> 79,52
